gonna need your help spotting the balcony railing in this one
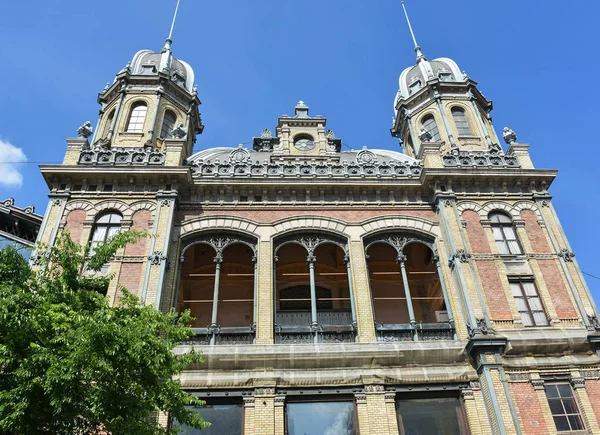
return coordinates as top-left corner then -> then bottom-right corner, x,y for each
183,326 -> 255,345
275,310 -> 356,344
376,322 -> 455,342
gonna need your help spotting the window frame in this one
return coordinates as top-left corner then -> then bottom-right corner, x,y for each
126,102 -> 148,133
284,396 -> 358,435
160,110 -> 177,139
489,212 -> 523,256
509,280 -> 548,327
175,397 -> 245,435
89,212 -> 122,255
451,107 -> 473,137
544,382 -> 586,432
394,392 -> 471,435
421,115 -> 441,142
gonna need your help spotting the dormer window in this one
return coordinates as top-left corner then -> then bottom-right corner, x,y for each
172,69 -> 185,86
126,103 -> 147,133
408,77 -> 422,95
437,68 -> 454,81
140,62 -> 157,75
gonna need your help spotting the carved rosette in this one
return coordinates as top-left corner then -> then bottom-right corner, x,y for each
148,251 -> 167,265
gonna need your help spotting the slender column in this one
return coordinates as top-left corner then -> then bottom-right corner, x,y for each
273,256 -> 278,329
469,90 -> 492,146
209,258 -> 222,345
398,254 -> 417,340
434,93 -> 456,147
252,255 -> 258,342
107,84 -> 126,142
308,254 -> 319,344
90,105 -> 104,145
344,255 -> 358,338
406,115 -> 420,156
433,254 -> 455,337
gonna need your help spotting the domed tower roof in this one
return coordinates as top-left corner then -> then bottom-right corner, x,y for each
125,39 -> 195,93
394,56 -> 466,110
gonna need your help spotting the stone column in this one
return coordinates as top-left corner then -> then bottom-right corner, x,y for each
397,254 -> 417,341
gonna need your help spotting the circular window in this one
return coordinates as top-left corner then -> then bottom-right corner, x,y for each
293,135 -> 315,151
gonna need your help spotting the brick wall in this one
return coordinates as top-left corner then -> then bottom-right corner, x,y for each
125,209 -> 151,256
537,259 -> 577,318
521,210 -> 551,253
463,210 -> 491,254
510,382 -> 548,435
117,262 -> 143,298
65,209 -> 87,245
476,260 -> 512,320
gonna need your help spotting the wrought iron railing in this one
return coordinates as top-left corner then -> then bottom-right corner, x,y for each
376,322 -> 455,342
274,324 -> 356,344
182,326 -> 255,346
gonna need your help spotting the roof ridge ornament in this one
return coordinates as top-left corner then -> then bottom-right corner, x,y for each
401,1 -> 426,62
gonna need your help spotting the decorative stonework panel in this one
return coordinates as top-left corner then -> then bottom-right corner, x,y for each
79,149 -> 165,166
442,150 -> 519,168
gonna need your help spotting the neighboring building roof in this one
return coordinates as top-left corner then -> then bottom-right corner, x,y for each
0,198 -> 43,247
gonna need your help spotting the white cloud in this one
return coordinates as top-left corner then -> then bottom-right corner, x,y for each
0,139 -> 27,187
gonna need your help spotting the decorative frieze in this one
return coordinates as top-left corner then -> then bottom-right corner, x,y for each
441,150 -> 519,168
580,370 -> 600,379
508,373 -> 531,382
79,149 -> 166,166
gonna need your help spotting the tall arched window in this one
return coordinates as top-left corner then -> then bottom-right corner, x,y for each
126,103 -> 147,133
489,212 -> 522,255
103,109 -> 115,137
451,107 -> 472,136
421,115 -> 441,142
90,212 -> 122,255
160,110 -> 177,139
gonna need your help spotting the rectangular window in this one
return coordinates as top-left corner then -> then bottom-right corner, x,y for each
175,399 -> 244,435
396,397 -> 468,435
545,383 -> 585,432
286,400 -> 356,435
510,281 -> 548,327
492,225 -> 522,255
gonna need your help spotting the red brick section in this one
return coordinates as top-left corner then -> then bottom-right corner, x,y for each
521,210 -> 551,253
510,382 -> 548,435
585,379 -> 600,427
125,210 -> 150,256
178,207 -> 437,224
538,259 -> 577,318
462,210 -> 491,254
64,209 -> 87,245
476,260 -> 513,320
117,262 -> 143,298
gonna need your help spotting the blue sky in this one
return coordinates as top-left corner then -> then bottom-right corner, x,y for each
1,0 -> 599,304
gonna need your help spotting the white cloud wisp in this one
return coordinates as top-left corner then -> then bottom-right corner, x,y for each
0,139 -> 27,187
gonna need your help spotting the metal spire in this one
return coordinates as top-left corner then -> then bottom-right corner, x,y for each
401,1 -> 426,62
167,0 -> 181,42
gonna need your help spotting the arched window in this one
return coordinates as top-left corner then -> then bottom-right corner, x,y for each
126,103 -> 147,133
421,115 -> 441,142
451,107 -> 472,136
489,212 -> 522,255
103,109 -> 115,137
90,212 -> 122,255
160,110 -> 177,139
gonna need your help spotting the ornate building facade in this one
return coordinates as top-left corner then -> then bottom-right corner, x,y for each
35,27 -> 600,435
1,198 -> 41,260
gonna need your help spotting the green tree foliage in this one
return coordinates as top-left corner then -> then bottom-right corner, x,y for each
0,232 -> 208,434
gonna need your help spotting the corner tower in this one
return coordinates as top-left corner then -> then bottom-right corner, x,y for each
390,4 -> 500,159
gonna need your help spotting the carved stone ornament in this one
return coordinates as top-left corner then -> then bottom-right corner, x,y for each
558,248 -> 575,262
418,127 -> 432,143
356,147 -> 377,165
52,199 -> 63,206
261,128 -> 273,139
588,315 -> 600,330
160,199 -> 172,207
229,145 -> 251,163
325,129 -> 336,139
571,377 -> 585,389
79,149 -> 165,166
461,390 -> 475,400
467,318 -> 489,338
23,205 -> 35,214
148,251 -> 167,265
503,127 -> 517,145
581,370 -> 600,379
2,197 -> 15,207
448,249 -> 471,269
255,387 -> 275,396
77,121 -> 93,139
171,123 -> 187,139
441,150 -> 519,168
531,379 -> 545,390
364,385 -> 385,393
509,373 -> 531,382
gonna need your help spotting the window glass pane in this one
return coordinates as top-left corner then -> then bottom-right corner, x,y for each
553,415 -> 570,431
422,116 -> 441,142
127,104 -> 147,133
396,398 -> 462,435
106,226 -> 120,240
527,297 -> 543,311
507,240 -> 522,254
496,240 -> 509,255
510,283 -> 522,297
548,399 -> 564,415
287,401 -> 356,435
568,414 -> 584,430
545,384 -> 559,398
491,226 -> 504,241
176,404 -> 243,435
562,398 -> 578,414
91,227 -> 108,243
502,226 -> 517,240
533,311 -> 549,326
520,312 -> 533,327
451,109 -> 472,136
514,297 -> 528,311
557,384 -> 573,398
522,282 -> 538,297
161,111 -> 177,138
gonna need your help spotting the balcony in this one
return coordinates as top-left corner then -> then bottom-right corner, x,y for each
275,310 -> 356,344
376,322 -> 455,342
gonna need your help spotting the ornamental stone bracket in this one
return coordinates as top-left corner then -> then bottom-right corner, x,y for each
441,150 -> 520,168
78,149 -> 166,166
148,251 -> 167,265
448,249 -> 471,270
558,248 -> 575,262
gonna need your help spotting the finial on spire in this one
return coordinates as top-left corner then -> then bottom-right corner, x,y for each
167,0 -> 181,42
401,1 -> 426,62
